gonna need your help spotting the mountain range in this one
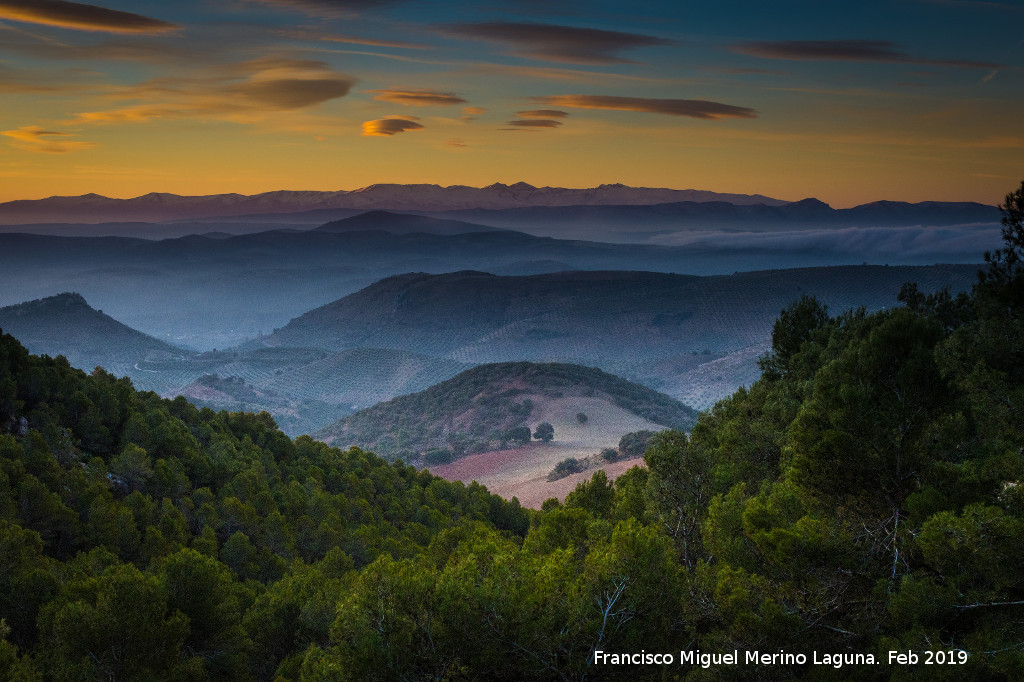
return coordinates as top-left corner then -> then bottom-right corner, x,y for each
0,210 -> 998,350
0,183 -> 786,225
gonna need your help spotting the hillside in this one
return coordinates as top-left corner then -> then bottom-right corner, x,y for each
0,292 -> 189,374
316,361 -> 698,462
269,266 -> 980,361
267,265 -> 979,409
0,190 -> 1021,679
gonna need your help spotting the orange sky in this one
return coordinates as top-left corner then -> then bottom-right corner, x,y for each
1,0 -> 1021,207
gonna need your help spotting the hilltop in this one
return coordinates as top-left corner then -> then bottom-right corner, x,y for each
315,210 -> 504,235
316,361 -> 698,463
0,292 -> 189,374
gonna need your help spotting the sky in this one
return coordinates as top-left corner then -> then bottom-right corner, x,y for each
0,0 -> 1021,206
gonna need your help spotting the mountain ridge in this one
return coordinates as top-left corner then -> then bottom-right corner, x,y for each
0,184 -> 790,224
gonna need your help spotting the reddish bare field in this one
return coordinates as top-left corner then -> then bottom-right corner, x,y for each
430,443 -> 646,509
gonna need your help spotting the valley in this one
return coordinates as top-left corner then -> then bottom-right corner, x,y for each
0,192 -> 993,507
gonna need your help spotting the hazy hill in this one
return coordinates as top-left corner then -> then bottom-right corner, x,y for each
267,265 -> 980,408
316,210 -> 504,235
0,211 -> 1001,351
0,293 -> 472,436
148,346 -> 468,436
267,265 -> 980,363
316,361 -> 697,462
0,293 -> 189,375
429,199 -> 999,241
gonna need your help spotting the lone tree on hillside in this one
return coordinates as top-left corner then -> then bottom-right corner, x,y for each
533,422 -> 554,442
576,412 -> 588,424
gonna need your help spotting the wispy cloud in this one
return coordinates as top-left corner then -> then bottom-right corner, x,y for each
515,109 -> 568,117
277,28 -> 429,50
446,137 -> 467,147
505,118 -> 563,128
362,115 -> 423,136
366,88 -> 467,106
70,58 -> 356,125
2,125 -> 97,153
442,22 -> 673,64
0,0 -> 178,34
732,39 -> 1001,69
462,106 -> 487,115
530,95 -> 757,120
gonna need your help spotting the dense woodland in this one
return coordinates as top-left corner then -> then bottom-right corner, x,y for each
0,182 -> 1022,680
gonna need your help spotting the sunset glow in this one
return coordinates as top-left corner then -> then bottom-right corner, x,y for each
0,0 -> 1021,206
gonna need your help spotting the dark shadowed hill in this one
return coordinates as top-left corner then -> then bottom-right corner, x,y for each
316,211 -> 504,235
267,265 -> 980,363
0,293 -> 190,375
266,265 -> 980,409
316,361 -> 697,462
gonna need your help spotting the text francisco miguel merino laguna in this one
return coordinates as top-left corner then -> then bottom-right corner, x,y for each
594,649 -> 968,669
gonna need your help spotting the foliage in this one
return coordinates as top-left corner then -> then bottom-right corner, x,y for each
1,180 -> 1023,680
547,457 -> 585,482
532,422 -> 554,443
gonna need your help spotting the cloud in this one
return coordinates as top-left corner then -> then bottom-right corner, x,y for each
277,28 -> 429,50
366,88 -> 467,106
70,58 -> 356,125
515,109 -> 568,118
530,95 -> 757,120
235,77 -> 353,109
442,22 -> 672,64
362,115 -> 424,136
505,118 -> 563,128
462,106 -> 487,115
0,0 -> 178,34
446,137 -> 467,147
732,40 -> 1000,69
2,125 -> 97,153
465,62 -> 671,83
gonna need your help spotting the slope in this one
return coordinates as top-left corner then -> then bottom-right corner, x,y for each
0,292 -> 190,375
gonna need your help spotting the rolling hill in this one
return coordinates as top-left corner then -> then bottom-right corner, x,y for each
266,265 -> 980,409
267,265 -> 979,362
316,361 -> 697,463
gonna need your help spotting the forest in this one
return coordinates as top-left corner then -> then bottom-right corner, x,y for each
0,181 -> 1022,681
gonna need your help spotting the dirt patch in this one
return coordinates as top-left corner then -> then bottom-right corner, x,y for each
430,442 -> 646,509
